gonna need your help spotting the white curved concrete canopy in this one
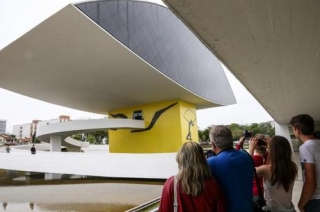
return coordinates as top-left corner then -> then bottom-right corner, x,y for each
37,119 -> 145,141
163,0 -> 320,123
0,4 -> 222,113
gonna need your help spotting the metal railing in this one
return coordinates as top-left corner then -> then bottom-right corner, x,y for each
125,197 -> 160,212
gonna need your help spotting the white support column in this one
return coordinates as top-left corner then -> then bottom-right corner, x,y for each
47,135 -> 62,180
45,173 -> 62,180
6,170 -> 17,179
50,135 -> 62,152
274,122 -> 294,152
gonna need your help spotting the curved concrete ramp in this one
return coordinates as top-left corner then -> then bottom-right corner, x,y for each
37,119 -> 145,142
0,151 -> 177,179
65,137 -> 89,148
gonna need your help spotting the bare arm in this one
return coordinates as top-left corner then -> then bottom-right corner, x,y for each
235,136 -> 245,150
255,165 -> 271,179
298,163 -> 316,212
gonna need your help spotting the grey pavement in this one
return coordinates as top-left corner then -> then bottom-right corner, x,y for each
292,151 -> 303,210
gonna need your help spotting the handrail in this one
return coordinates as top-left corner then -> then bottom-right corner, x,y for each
125,197 -> 160,212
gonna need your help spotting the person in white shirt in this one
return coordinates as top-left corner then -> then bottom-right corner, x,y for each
290,114 -> 320,212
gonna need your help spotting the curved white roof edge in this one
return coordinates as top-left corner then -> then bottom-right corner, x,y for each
37,119 -> 144,141
162,0 -> 320,123
0,2 -> 235,114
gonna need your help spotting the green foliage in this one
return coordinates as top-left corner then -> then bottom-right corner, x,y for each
71,130 -> 108,144
90,130 -> 108,144
9,134 -> 16,139
86,134 -> 96,143
72,134 -> 82,141
198,121 -> 275,141
198,127 -> 211,141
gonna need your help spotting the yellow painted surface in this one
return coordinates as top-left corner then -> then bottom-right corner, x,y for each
108,100 -> 198,153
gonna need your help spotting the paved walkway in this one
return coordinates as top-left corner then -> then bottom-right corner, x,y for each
292,151 -> 303,210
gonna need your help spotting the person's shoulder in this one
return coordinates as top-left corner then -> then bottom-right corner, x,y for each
164,176 -> 175,187
235,149 -> 251,157
301,139 -> 320,150
207,154 -> 221,165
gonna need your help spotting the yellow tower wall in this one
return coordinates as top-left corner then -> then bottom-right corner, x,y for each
108,100 -> 198,153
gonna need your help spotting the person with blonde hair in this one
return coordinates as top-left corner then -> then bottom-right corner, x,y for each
252,135 -> 298,212
159,141 -> 226,212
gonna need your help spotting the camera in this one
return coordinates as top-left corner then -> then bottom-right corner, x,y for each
244,130 -> 252,138
205,150 -> 216,158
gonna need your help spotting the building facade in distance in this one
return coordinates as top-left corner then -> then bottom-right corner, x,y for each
13,115 -> 70,144
0,119 -> 6,134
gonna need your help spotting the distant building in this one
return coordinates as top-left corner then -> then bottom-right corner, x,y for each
0,119 -> 6,133
0,133 -> 15,144
13,115 -> 71,144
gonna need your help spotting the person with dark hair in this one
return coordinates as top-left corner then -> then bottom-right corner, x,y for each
290,114 -> 320,212
252,136 -> 297,212
30,144 -> 36,154
207,125 -> 253,212
159,141 -> 226,212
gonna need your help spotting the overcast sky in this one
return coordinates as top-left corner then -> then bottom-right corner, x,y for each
0,0 -> 273,133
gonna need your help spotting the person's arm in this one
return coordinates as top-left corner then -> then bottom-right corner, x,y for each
255,165 -> 270,178
298,163 -> 316,212
235,136 -> 246,150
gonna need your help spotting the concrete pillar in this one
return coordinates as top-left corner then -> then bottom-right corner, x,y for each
6,170 -> 18,179
275,122 -> 294,152
47,136 -> 62,180
45,173 -> 61,180
50,135 -> 62,152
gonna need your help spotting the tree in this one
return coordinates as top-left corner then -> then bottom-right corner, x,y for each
72,133 -> 82,141
228,123 -> 244,140
86,134 -> 96,143
256,122 -> 275,137
199,121 -> 275,142
90,130 -> 108,144
71,131 -> 108,144
198,127 -> 211,141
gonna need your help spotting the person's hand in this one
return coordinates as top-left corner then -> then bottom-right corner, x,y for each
248,137 -> 258,156
262,135 -> 271,149
263,135 -> 271,143
249,137 -> 258,149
